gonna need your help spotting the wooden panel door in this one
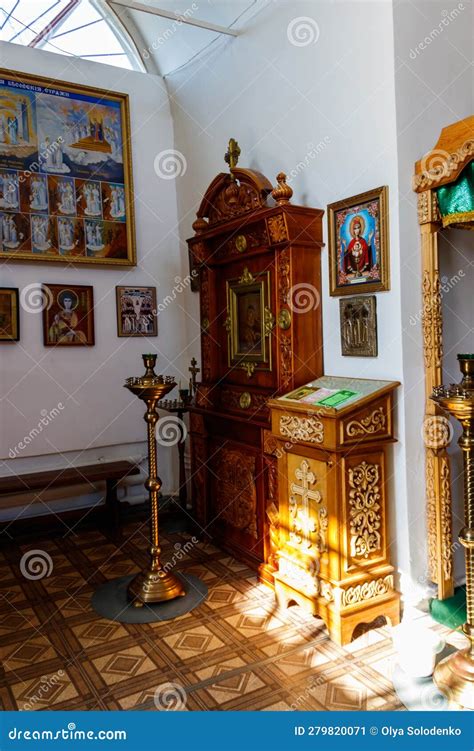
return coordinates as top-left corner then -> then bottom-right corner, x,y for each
208,437 -> 264,564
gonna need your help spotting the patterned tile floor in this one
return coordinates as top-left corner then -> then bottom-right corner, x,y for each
0,519 -> 461,711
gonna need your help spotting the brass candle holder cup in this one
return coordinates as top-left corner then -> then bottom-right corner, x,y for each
124,354 -> 185,606
179,388 -> 192,406
431,354 -> 474,709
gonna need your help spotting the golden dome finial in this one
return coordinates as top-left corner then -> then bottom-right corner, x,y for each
272,172 -> 293,205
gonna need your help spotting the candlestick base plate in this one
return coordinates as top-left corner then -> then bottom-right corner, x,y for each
127,567 -> 186,605
91,573 -> 207,623
434,647 -> 474,709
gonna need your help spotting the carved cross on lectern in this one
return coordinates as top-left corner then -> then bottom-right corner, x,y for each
289,459 -> 321,550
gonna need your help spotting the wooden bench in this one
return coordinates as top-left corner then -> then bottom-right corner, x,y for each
0,460 -> 140,537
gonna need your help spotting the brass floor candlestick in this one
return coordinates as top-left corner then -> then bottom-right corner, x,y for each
124,354 -> 186,607
431,353 -> 474,709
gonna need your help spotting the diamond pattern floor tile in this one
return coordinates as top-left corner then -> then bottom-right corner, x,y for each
0,518 -> 450,711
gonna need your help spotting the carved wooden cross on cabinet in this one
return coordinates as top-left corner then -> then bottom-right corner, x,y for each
289,459 -> 321,550
225,138 -> 240,172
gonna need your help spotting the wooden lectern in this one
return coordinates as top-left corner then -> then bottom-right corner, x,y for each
267,376 -> 401,645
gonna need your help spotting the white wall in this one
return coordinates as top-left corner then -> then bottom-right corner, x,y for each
0,42 -> 186,505
393,0 -> 474,588
167,1 -> 415,582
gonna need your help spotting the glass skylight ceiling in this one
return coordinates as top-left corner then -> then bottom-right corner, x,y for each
0,0 -> 143,70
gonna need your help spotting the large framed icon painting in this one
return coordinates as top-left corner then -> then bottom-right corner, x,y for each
0,69 -> 135,266
327,186 -> 390,296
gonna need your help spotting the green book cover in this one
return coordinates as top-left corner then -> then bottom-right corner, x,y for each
316,389 -> 359,407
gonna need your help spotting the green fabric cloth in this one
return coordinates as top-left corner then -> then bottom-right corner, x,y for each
429,586 -> 466,629
436,161 -> 474,229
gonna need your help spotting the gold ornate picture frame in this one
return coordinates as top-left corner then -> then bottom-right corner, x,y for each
225,267 -> 273,376
328,186 -> 390,296
0,68 -> 135,267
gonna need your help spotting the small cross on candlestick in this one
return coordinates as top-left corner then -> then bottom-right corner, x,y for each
189,357 -> 200,396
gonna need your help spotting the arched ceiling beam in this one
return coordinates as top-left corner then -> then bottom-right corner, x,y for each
109,0 -> 239,37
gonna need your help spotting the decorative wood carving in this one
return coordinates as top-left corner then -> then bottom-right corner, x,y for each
289,459 -> 327,553
272,172 -> 293,205
214,448 -> 258,539
239,266 -> 255,284
265,499 -> 280,570
320,581 -> 334,602
413,117 -> 474,192
200,267 -> 212,381
220,388 -> 268,415
280,414 -> 324,444
278,554 -> 319,596
192,217 -> 208,234
346,407 -> 386,438
417,191 -> 440,225
422,269 -> 443,370
267,213 -> 288,243
414,140 -> 474,190
200,267 -> 210,316
419,218 -> 452,597
426,450 -> 438,582
341,575 -> 394,607
195,166 -> 273,227
280,336 -> 293,389
239,392 -> 252,410
440,456 -> 453,580
424,443 -> 454,591
240,361 -> 256,378
265,456 -> 277,501
263,430 -> 279,456
276,247 -> 293,389
278,248 -> 291,305
214,226 -> 269,260
211,180 -> 263,223
417,191 -> 429,224
348,461 -> 382,559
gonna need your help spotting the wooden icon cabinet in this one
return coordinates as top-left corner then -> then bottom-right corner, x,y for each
187,151 -> 324,579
